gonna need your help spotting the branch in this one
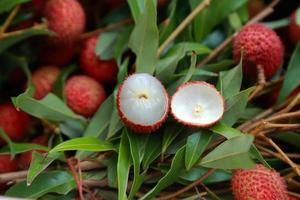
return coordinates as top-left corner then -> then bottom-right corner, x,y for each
0,5 -> 20,34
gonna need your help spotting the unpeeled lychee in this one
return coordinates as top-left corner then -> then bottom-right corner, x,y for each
117,73 -> 169,133
233,23 -> 284,79
231,164 -> 289,200
64,75 -> 106,117
288,11 -> 300,44
0,103 -> 30,143
0,155 -> 18,173
43,0 -> 86,45
31,65 -> 60,99
80,36 -> 118,83
18,135 -> 49,169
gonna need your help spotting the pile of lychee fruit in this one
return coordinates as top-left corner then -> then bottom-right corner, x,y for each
0,0 -> 300,199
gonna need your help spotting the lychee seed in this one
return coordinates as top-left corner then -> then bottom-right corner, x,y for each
117,73 -> 169,133
171,81 -> 224,128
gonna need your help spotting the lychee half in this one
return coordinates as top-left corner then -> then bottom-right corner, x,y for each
0,103 -> 30,143
171,81 -> 224,128
288,11 -> 300,44
233,23 -> 284,79
231,164 -> 289,200
64,75 -> 106,117
31,65 -> 60,99
117,73 -> 169,133
80,35 -> 118,83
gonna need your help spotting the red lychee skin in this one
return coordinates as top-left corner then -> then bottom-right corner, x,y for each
289,195 -> 300,200
231,164 -> 289,200
0,103 -> 30,143
39,44 -> 75,66
64,75 -> 106,117
116,74 -> 170,133
31,65 -> 60,100
0,155 -> 18,190
171,81 -> 225,128
288,11 -> 300,44
18,135 -> 49,169
80,36 -> 118,83
233,23 -> 284,79
43,0 -> 86,45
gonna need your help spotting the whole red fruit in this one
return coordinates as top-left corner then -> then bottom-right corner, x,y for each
39,43 -> 75,66
0,155 -> 18,173
233,23 -> 284,79
288,11 -> 300,44
80,36 -> 118,83
18,135 -> 48,169
31,65 -> 60,99
64,75 -> 106,117
0,103 -> 30,143
43,0 -> 86,45
231,164 -> 288,200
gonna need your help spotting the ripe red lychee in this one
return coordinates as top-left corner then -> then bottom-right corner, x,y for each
117,73 -> 169,133
171,81 -> 224,128
64,75 -> 106,117
18,135 -> 49,169
231,164 -> 289,200
233,23 -> 284,79
289,195 -> 300,200
0,103 -> 30,143
31,65 -> 60,100
0,155 -> 18,173
288,11 -> 300,44
80,36 -> 118,83
39,44 -> 75,66
43,0 -> 86,45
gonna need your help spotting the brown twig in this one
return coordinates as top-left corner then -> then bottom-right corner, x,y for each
157,0 -> 211,56
0,5 -> 21,34
67,158 -> 84,200
156,168 -> 216,200
79,18 -> 132,40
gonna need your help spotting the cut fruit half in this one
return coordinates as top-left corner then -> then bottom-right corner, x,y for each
171,81 -> 224,127
117,73 -> 169,133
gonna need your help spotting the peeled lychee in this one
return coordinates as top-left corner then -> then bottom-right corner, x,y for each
80,36 -> 118,83
233,23 -> 284,79
64,75 -> 106,117
231,164 -> 289,200
31,65 -> 60,99
288,11 -> 300,44
117,73 -> 169,133
18,135 -> 49,169
171,81 -> 224,128
0,103 -> 30,143
39,44 -> 75,66
43,0 -> 86,45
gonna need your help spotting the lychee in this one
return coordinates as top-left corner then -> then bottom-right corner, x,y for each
288,11 -> 300,44
80,36 -> 118,83
171,81 -> 224,128
117,73 -> 169,133
233,23 -> 284,79
39,44 -> 75,66
0,155 -> 18,173
64,75 -> 106,117
0,103 -> 30,143
43,0 -> 86,45
289,195 -> 300,200
231,164 -> 289,200
18,135 -> 49,169
31,65 -> 60,100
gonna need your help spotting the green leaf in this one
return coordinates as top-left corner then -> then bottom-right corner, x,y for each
272,131 -> 300,148
52,65 -> 76,99
0,0 -> 29,14
96,31 -> 119,60
117,58 -> 129,84
142,132 -> 162,169
6,171 -> 76,198
223,87 -> 255,126
0,143 -> 48,155
127,0 -> 144,22
210,121 -> 242,139
228,12 -> 242,31
128,0 -> 159,74
0,26 -> 52,53
0,128 -> 15,157
296,7 -> 300,25
107,103 -> 123,139
114,26 -> 132,65
185,130 -> 213,170
27,152 -> 62,185
49,137 -> 116,153
202,59 -> 234,72
140,146 -> 186,200
250,145 -> 271,168
117,130 -> 132,200
13,92 -> 84,123
217,59 -> 242,99
200,135 -> 255,169
162,123 -> 183,154
277,43 -> 300,103
190,0 -> 247,41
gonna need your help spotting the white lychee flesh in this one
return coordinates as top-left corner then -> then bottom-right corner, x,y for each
171,81 -> 224,127
118,73 -> 169,128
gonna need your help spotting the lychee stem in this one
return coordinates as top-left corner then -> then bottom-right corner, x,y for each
248,65 -> 266,101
